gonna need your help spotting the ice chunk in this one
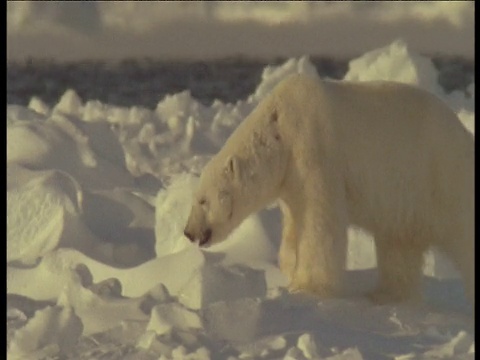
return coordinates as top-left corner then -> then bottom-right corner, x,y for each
137,330 -> 175,356
325,347 -> 364,360
8,305 -> 83,359
344,39 -> 442,95
83,99 -> 108,122
53,89 -> 83,118
457,109 -> 475,135
297,333 -> 319,359
283,346 -> 307,360
251,56 -> 319,102
206,210 -> 278,269
156,90 -> 212,130
235,335 -> 287,358
190,347 -> 211,360
422,331 -> 474,358
7,170 -> 83,265
203,298 -> 262,343
147,303 -> 202,336
179,263 -> 266,310
28,96 -> 50,116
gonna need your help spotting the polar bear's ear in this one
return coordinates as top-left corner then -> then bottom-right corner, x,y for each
225,155 -> 241,181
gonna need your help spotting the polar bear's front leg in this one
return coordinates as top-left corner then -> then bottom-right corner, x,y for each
289,199 -> 347,298
278,203 -> 297,283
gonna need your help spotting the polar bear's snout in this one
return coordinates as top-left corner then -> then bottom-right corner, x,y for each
183,227 -> 212,246
183,229 -> 194,242
200,228 -> 212,246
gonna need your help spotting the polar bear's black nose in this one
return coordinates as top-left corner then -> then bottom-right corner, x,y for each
184,230 -> 194,242
203,228 -> 212,242
199,228 -> 212,246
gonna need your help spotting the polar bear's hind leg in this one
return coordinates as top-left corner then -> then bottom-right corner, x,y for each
368,233 -> 427,304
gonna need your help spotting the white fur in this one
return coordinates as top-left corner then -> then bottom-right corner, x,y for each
184,74 -> 474,307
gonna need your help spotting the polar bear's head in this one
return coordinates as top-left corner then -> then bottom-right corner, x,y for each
184,97 -> 287,247
183,155 -> 243,247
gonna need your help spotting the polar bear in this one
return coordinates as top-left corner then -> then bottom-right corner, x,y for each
183,74 -> 474,306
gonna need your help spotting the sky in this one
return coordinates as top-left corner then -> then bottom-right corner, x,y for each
7,1 -> 475,61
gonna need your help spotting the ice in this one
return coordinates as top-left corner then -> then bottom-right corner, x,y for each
346,227 -> 376,270
423,247 -> 460,280
7,122 -> 60,165
155,173 -> 199,256
284,346 -> 307,360
345,39 -> 442,94
53,89 -> 83,118
344,39 -> 475,114
6,40 -> 475,359
458,109 -> 475,134
179,263 -> 266,310
250,56 -> 319,102
7,105 -> 48,126
56,274 -> 149,335
422,331 -> 475,358
7,170 -> 83,265
147,303 -> 202,336
7,246 -> 205,301
325,348 -> 364,360
7,114 -> 134,190
8,306 -> 83,359
297,333 -> 320,359
28,96 -> 50,116
137,331 -> 173,356
203,298 -> 262,343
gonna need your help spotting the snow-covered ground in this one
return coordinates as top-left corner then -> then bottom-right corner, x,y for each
7,40 -> 474,360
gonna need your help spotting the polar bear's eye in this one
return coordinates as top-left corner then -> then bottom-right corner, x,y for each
270,110 -> 278,122
198,198 -> 207,206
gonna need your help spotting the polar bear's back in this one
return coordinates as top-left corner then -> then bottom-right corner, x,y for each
274,75 -> 473,238
335,79 -> 472,236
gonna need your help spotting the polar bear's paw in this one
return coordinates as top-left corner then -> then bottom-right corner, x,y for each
288,280 -> 335,299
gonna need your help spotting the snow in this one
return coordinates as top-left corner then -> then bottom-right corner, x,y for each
8,306 -> 83,360
7,40 -> 474,359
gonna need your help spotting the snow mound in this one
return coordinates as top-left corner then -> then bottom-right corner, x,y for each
345,39 -> 442,94
7,113 -> 134,190
7,170 -> 83,265
8,306 -> 83,360
155,173 -> 200,256
251,56 -> 319,102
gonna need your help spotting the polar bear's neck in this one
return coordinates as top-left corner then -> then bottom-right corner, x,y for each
220,109 -> 288,219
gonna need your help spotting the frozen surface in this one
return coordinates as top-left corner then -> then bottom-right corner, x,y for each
7,41 -> 474,359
